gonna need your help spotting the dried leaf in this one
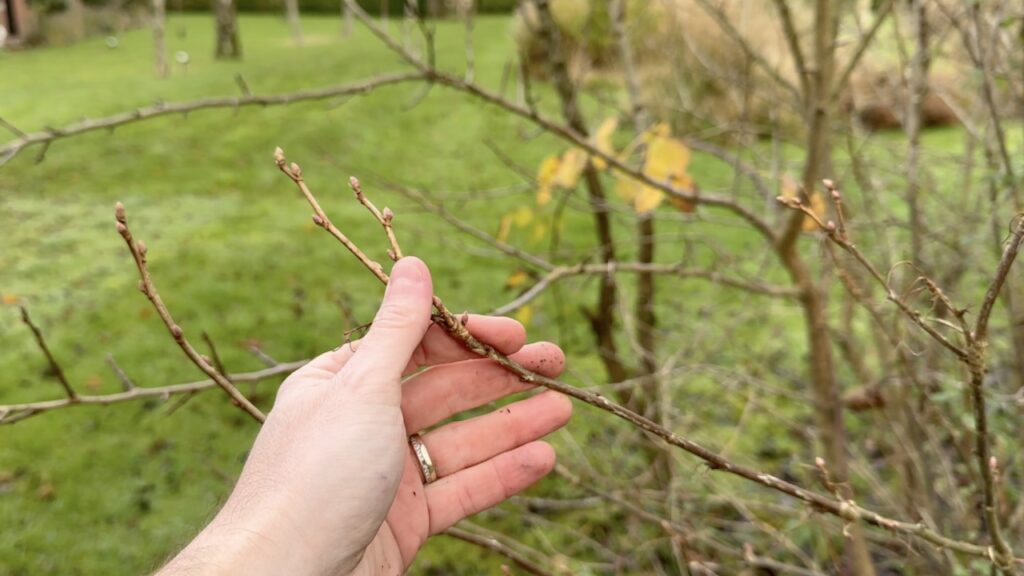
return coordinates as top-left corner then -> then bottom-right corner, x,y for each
668,173 -> 696,213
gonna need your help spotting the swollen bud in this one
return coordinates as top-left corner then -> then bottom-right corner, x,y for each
814,456 -> 825,468
170,325 -> 183,338
115,202 -> 126,223
311,214 -> 324,226
273,147 -> 285,165
137,280 -> 147,294
382,207 -> 394,223
138,241 -> 148,256
826,221 -> 836,232
289,162 -> 302,178
116,222 -> 128,235
822,179 -> 834,190
349,176 -> 362,196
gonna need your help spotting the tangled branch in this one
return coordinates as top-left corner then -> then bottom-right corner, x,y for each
274,148 -> 1020,566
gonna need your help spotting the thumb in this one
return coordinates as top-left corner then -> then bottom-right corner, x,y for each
341,257 -> 434,387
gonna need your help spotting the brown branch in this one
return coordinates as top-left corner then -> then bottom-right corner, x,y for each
0,361 -> 305,425
343,0 -> 777,244
442,526 -> 555,576
19,306 -> 77,401
831,0 -> 895,100
967,216 -> 1024,572
690,0 -> 802,102
105,353 -> 137,391
771,0 -> 810,100
490,262 -> 799,316
114,203 -> 266,423
776,188 -> 970,363
274,151 -> 1022,567
974,217 -> 1024,343
350,176 -> 403,260
0,72 -> 425,166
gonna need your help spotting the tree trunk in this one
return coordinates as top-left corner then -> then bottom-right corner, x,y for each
284,0 -> 303,45
152,0 -> 168,77
905,0 -> 929,265
213,0 -> 241,59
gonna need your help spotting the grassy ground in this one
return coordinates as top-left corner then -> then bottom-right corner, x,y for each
2,12 -> 1019,576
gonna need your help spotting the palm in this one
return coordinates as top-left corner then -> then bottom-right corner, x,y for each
345,317 -> 570,574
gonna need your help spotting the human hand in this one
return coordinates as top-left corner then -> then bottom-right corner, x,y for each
157,257 -> 571,576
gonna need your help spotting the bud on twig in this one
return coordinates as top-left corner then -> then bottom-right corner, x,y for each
822,179 -> 834,190
138,241 -> 147,257
273,147 -> 285,166
349,176 -> 362,197
137,280 -> 147,295
311,214 -> 324,227
382,207 -> 394,223
826,221 -> 836,232
115,201 -> 126,223
170,325 -> 183,338
289,162 -> 302,178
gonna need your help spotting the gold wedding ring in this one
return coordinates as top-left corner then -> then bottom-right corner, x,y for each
409,433 -> 438,484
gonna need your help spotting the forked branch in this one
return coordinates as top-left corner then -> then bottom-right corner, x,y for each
115,203 -> 266,423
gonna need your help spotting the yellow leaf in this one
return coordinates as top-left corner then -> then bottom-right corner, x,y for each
1,294 -> 18,305
512,206 -> 534,227
615,174 -> 665,214
553,148 -> 587,188
615,175 -> 640,204
531,222 -> 548,242
804,192 -> 827,232
505,270 -> 529,290
592,117 -> 618,170
634,186 -> 665,214
536,155 -> 561,206
644,133 -> 690,183
497,214 -> 513,243
537,184 -> 553,207
514,304 -> 534,327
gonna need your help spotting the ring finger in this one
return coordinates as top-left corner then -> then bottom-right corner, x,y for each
415,390 -> 572,479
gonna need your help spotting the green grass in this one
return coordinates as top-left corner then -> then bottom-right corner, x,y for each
3,12 -> 1021,576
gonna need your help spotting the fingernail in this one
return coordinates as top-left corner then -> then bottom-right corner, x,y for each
387,258 -> 426,293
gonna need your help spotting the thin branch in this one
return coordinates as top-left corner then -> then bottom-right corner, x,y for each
350,176 -> 403,260
690,0 -> 802,102
0,117 -> 27,139
343,0 -> 778,244
776,187 -> 970,362
974,218 -> 1024,342
19,306 -> 77,400
115,203 -> 266,423
443,526 -> 555,576
0,72 -> 425,166
967,216 -> 1024,572
105,353 -> 137,391
771,0 -> 809,100
832,0 -> 895,100
0,361 -> 305,425
490,262 -> 799,316
274,151 -> 1022,566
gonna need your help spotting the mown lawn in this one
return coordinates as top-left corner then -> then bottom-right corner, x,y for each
2,11 -> 1014,576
